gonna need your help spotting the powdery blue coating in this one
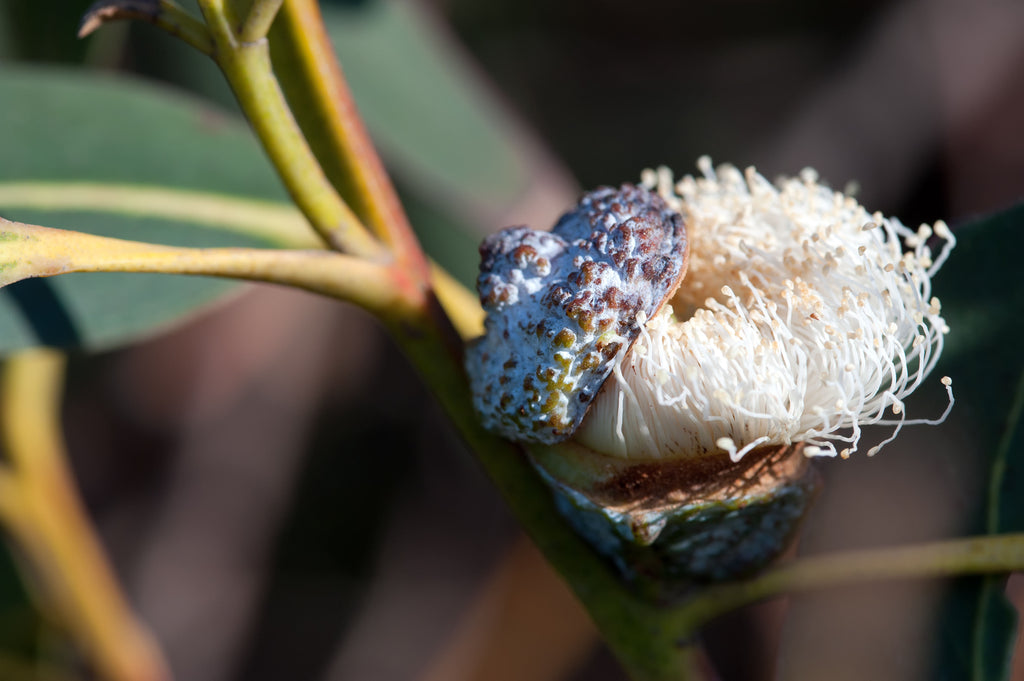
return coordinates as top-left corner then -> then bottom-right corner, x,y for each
543,465 -> 815,589
466,185 -> 689,444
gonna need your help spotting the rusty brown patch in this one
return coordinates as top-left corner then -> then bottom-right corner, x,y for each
590,443 -> 810,510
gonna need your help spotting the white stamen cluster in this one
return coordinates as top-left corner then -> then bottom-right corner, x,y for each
574,158 -> 955,462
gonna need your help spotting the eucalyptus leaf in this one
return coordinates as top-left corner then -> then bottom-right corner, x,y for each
0,66 -> 293,354
323,0 -> 529,212
0,67 -> 286,199
932,202 -> 1024,680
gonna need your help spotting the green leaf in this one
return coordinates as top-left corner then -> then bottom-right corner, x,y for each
323,0 -> 529,211
121,0 -> 532,220
0,66 -> 298,354
317,0 -> 540,289
0,211 -> 262,353
0,66 -> 286,198
932,202 -> 1024,680
399,188 -> 484,288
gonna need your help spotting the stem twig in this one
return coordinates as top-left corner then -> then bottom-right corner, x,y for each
0,350 -> 171,681
270,0 -> 431,282
0,219 -> 408,318
197,0 -> 383,258
673,534 -> 1024,639
430,263 -> 484,340
78,0 -> 214,55
0,182 -> 320,249
236,0 -> 284,43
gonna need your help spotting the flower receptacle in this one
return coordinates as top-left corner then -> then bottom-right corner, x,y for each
529,441 -> 819,600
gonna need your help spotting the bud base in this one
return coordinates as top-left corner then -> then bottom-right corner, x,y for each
529,443 -> 818,600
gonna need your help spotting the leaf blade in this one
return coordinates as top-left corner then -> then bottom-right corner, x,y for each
0,66 -> 300,353
932,202 -> 1024,681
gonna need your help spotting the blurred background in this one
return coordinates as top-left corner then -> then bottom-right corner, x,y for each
1,0 -> 1023,679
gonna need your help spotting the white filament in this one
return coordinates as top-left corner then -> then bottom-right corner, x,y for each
575,159 -> 955,462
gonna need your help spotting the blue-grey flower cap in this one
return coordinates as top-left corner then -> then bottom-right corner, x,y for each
465,185 -> 689,444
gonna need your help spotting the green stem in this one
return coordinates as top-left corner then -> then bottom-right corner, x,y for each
197,0 -> 382,258
269,0 -> 430,282
674,533 -> 1024,639
0,350 -> 171,681
0,182 -> 319,248
0,219 -> 407,318
236,0 -> 284,43
78,0 -> 214,55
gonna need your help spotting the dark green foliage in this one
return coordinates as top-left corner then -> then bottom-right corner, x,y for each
933,203 -> 1024,680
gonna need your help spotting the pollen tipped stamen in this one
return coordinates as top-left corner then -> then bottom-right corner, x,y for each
574,161 -> 954,461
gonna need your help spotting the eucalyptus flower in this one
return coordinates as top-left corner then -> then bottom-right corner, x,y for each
468,158 -> 954,464
465,159 -> 955,589
577,158 -> 955,463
